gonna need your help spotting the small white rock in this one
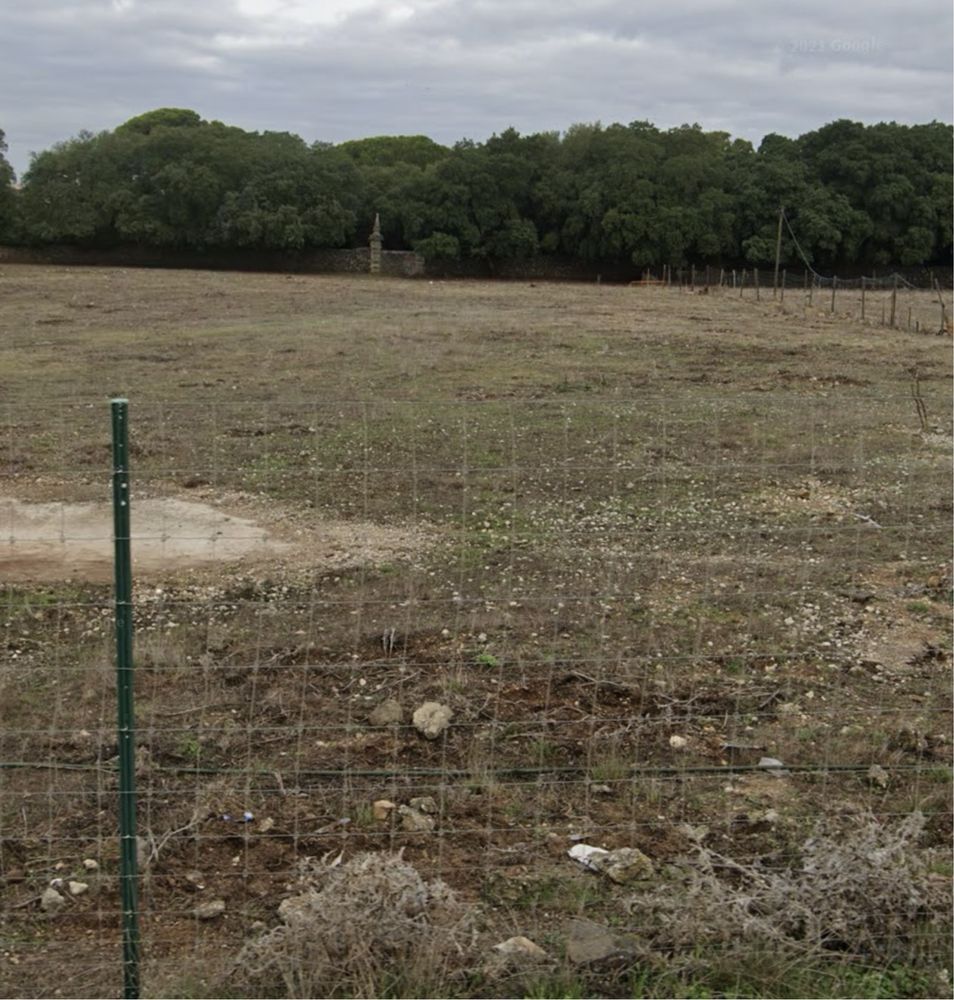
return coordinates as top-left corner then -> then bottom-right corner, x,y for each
82,859 -> 99,872
40,887 -> 65,912
398,805 -> 436,832
594,848 -> 652,883
494,936 -> 548,959
758,756 -> 789,776
867,764 -> 890,789
194,899 -> 226,920
68,881 -> 89,897
669,734 -> 688,749
412,702 -> 454,740
372,799 -> 396,821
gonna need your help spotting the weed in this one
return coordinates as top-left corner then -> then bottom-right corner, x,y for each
176,735 -> 202,762
589,755 -> 631,783
628,812 -> 951,973
235,851 -> 476,998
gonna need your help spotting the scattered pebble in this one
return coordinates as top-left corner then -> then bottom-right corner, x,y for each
194,899 -> 226,920
40,887 -> 64,912
493,935 -> 548,959
368,699 -> 404,727
398,805 -> 436,832
566,918 -> 640,965
412,702 -> 453,739
866,764 -> 890,789
372,799 -> 396,821
758,756 -> 789,776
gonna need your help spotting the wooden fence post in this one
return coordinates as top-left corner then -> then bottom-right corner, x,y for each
932,276 -> 947,334
830,277 -> 837,314
740,269 -> 746,297
754,267 -> 760,301
780,269 -> 786,304
889,275 -> 898,328
861,276 -> 866,321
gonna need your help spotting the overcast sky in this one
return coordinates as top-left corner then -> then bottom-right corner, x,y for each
1,0 -> 951,176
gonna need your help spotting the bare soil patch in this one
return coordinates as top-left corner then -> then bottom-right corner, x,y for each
0,494 -> 430,582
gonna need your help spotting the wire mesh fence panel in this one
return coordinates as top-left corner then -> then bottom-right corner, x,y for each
2,386 -> 951,998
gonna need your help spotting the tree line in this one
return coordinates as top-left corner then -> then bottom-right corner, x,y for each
0,109 -> 950,270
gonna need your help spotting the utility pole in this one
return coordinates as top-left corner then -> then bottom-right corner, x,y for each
773,205 -> 784,298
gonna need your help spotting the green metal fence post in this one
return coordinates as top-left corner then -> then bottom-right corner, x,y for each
111,398 -> 140,999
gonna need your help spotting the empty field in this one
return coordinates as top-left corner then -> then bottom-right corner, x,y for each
0,265 -> 951,999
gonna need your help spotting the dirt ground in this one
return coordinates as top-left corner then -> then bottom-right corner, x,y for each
0,265 -> 951,998
0,494 -> 431,583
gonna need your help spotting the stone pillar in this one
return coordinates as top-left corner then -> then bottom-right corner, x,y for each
369,213 -> 382,275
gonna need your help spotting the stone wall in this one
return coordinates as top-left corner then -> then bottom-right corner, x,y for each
0,243 -> 423,276
423,255 -> 636,283
380,250 -> 426,277
0,244 -> 946,287
0,243 -> 615,282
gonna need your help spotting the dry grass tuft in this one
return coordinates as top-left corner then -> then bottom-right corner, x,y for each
631,812 -> 951,969
235,850 -> 478,998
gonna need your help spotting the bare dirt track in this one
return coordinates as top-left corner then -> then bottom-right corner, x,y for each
0,264 -> 951,1000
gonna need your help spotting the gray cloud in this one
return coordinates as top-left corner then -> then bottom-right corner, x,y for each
1,0 -> 951,176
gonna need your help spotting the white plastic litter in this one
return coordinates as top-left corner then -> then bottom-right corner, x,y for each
567,843 -> 610,871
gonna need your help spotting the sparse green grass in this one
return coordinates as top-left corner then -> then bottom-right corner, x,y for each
0,266 -> 950,1000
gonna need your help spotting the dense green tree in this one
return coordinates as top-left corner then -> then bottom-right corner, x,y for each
116,108 -> 203,135
799,119 -> 952,266
18,131 -> 126,244
338,135 -> 447,169
0,129 -> 17,242
11,111 -> 953,269
398,135 -> 541,262
20,113 -> 361,250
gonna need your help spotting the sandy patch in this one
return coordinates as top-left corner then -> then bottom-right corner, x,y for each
0,496 -> 429,583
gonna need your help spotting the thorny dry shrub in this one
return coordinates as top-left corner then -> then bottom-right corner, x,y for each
235,850 -> 478,998
630,812 -> 951,968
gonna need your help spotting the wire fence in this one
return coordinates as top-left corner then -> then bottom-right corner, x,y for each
632,264 -> 952,336
1,391 -> 952,998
